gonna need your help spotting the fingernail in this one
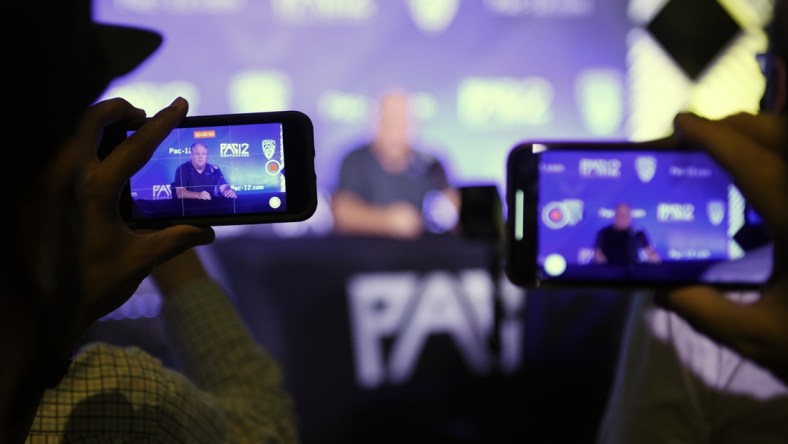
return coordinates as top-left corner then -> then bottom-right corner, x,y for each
196,227 -> 216,245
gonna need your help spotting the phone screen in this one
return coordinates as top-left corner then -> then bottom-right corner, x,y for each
505,142 -> 770,289
103,110 -> 317,228
128,122 -> 286,217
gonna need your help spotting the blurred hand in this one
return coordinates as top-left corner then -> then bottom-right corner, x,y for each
383,202 -> 423,239
197,190 -> 212,200
658,112 -> 788,384
221,186 -> 237,199
644,247 -> 662,264
75,97 -> 215,330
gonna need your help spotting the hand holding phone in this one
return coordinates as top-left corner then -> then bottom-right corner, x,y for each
657,112 -> 788,384
81,97 -> 217,331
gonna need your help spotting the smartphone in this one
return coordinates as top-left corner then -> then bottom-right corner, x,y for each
505,141 -> 769,290
101,110 -> 317,228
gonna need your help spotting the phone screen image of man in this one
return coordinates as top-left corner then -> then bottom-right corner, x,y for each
127,122 -> 286,219
536,150 -> 741,283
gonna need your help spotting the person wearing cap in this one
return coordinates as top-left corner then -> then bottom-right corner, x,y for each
597,1 -> 788,442
3,3 -> 297,443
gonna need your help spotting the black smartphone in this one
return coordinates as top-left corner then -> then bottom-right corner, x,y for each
505,141 -> 770,290
101,110 -> 317,228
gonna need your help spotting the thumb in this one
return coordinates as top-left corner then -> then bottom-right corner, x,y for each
657,285 -> 747,345
141,225 -> 216,266
657,284 -> 780,366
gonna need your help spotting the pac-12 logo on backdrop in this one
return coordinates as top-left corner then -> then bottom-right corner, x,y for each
347,270 -> 525,388
707,200 -> 726,226
262,139 -> 279,175
635,156 -> 657,183
405,0 -> 460,35
579,158 -> 621,178
220,143 -> 250,157
152,184 -> 171,200
657,203 -> 695,222
262,139 -> 276,160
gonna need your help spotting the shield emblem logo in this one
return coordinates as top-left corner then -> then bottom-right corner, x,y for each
562,199 -> 584,226
707,200 -> 726,226
262,139 -> 276,160
405,0 -> 460,35
635,156 -> 657,183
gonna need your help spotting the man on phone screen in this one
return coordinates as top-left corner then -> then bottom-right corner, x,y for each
174,141 -> 237,200
593,202 -> 661,266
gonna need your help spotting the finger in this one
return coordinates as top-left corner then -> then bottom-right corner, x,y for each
139,225 -> 216,267
715,112 -> 787,156
76,98 -> 146,159
673,113 -> 785,173
661,285 -> 763,354
98,97 -> 189,192
634,134 -> 682,150
674,113 -> 788,248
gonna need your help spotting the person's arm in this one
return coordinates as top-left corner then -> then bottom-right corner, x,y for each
70,97 -> 216,359
430,159 -> 461,217
173,165 -> 197,200
214,166 -> 236,198
176,187 -> 212,200
594,230 -> 608,263
658,112 -> 788,384
12,97 -> 214,444
152,248 -> 298,443
638,231 -> 661,263
331,190 -> 422,239
642,246 -> 661,263
597,293 -> 709,443
427,158 -> 462,233
173,164 -> 214,200
218,183 -> 237,198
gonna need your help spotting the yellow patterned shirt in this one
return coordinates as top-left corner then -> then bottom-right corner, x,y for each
26,279 -> 299,443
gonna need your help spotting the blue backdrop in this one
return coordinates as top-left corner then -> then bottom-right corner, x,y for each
537,150 -> 734,266
95,0 -> 630,204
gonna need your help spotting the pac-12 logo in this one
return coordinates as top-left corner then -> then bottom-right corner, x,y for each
262,139 -> 276,160
348,270 -> 525,388
657,203 -> 695,222
635,156 -> 657,183
220,143 -> 250,157
405,0 -> 460,35
579,158 -> 621,178
152,184 -> 171,200
706,200 -> 726,226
